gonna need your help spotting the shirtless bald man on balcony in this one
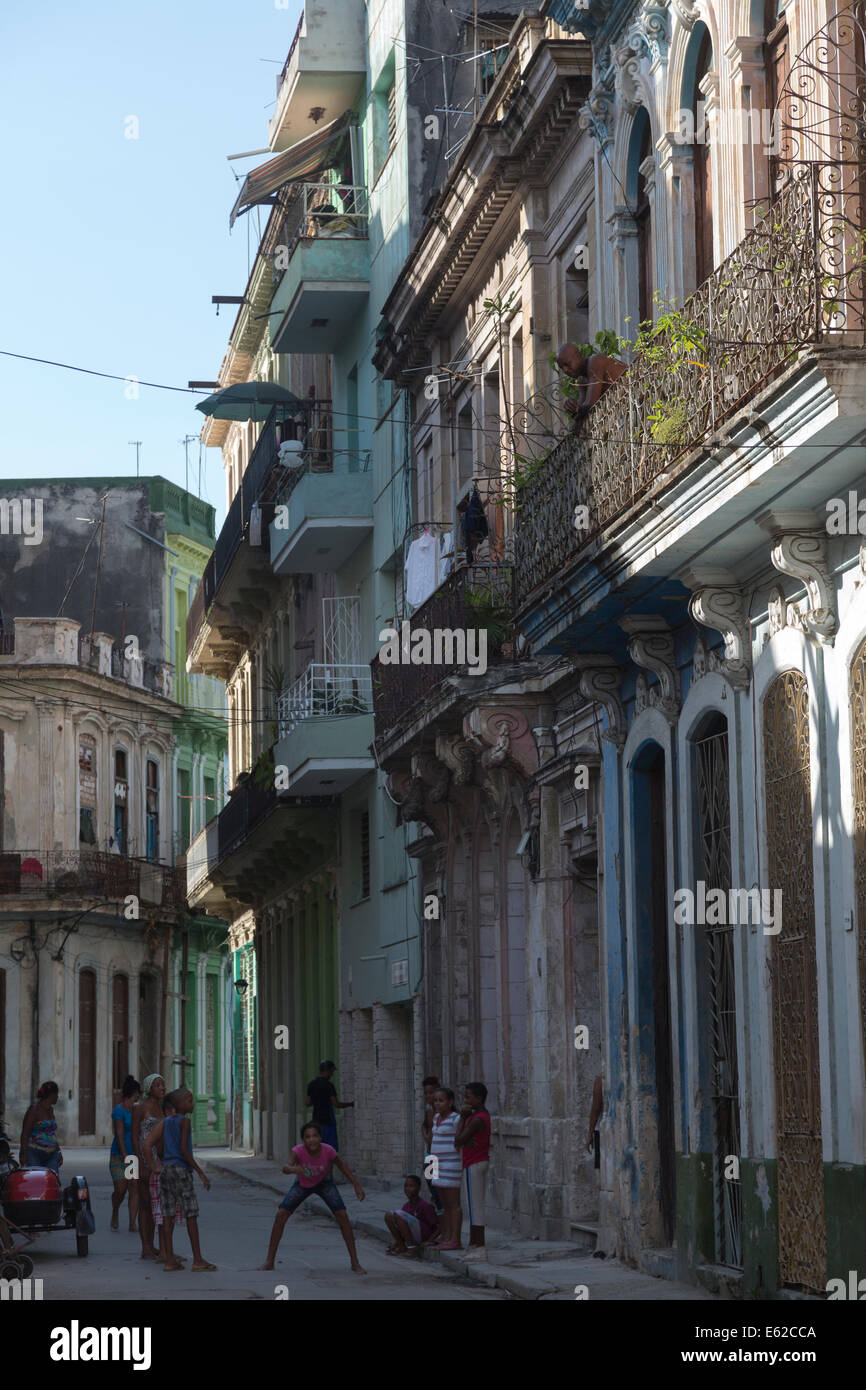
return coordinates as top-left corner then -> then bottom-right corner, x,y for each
556,343 -> 626,429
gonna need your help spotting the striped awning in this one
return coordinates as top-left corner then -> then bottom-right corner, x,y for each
229,113 -> 352,227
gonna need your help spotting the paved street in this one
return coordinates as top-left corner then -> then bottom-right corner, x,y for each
19,1149 -> 505,1302
13,1148 -> 717,1302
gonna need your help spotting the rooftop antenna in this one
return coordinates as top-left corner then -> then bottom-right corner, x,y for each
129,440 -> 142,477
179,435 -> 198,494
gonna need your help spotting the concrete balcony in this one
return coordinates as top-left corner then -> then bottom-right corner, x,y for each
269,184 -> 369,354
270,463 -> 372,574
268,3 -> 366,153
186,755 -> 338,917
273,663 -> 375,795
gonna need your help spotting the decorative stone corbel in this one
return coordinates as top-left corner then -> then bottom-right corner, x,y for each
758,510 -> 838,645
578,65 -> 617,146
682,566 -> 752,690
572,657 -> 627,749
672,0 -> 699,30
619,616 -> 680,720
410,752 -> 450,803
434,734 -> 475,786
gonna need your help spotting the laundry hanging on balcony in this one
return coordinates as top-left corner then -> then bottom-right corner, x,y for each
405,530 -> 441,609
229,112 -> 353,227
461,485 -> 489,563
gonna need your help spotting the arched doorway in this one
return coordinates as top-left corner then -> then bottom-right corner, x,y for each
632,741 -> 675,1245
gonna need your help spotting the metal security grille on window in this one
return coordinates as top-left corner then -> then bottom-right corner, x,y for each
695,725 -> 742,1269
387,84 -> 397,153
763,671 -> 826,1292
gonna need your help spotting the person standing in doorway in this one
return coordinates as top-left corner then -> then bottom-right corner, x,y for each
306,1061 -> 353,1151
109,1075 -> 141,1231
455,1082 -> 491,1258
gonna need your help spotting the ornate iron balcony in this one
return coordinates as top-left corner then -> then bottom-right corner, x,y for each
514,166 -> 866,607
371,563 -> 514,739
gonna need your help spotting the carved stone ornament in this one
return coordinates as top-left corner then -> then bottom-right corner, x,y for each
619,616 -> 680,720
691,634 -> 723,682
531,723 -> 556,767
435,733 -> 475,786
578,64 -> 617,145
411,752 -> 450,803
767,586 -> 787,636
683,568 -> 752,690
760,512 -> 838,646
858,539 -> 866,588
574,659 -> 627,749
672,0 -> 699,30
635,672 -> 649,713
635,2 -> 671,65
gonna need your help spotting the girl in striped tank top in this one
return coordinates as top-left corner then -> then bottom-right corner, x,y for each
430,1088 -> 462,1250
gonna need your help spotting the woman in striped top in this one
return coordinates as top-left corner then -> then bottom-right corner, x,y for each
430,1087 -> 462,1250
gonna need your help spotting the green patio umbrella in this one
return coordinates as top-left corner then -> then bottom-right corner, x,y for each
195,381 -> 307,422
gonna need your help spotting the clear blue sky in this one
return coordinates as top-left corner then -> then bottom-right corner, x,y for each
0,1 -> 303,526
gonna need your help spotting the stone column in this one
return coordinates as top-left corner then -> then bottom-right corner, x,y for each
726,36 -> 772,241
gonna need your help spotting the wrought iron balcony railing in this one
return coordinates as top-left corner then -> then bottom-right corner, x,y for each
0,850 -> 186,909
371,563 -> 514,739
277,662 -> 373,736
514,164 -> 866,606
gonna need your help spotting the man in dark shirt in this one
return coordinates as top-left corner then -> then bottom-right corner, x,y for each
306,1060 -> 353,1151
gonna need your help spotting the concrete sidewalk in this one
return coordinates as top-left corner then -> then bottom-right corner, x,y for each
200,1149 -> 717,1301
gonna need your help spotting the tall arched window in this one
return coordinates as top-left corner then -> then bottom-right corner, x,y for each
146,758 -> 159,862
79,735 -> 97,846
635,114 -> 654,323
693,29 -> 714,285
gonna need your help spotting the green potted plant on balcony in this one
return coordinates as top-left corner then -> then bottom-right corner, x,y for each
465,583 -> 513,657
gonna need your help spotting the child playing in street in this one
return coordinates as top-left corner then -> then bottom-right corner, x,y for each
384,1175 -> 437,1256
258,1121 -> 367,1274
142,1086 -> 215,1273
455,1081 -> 492,1258
430,1087 -> 463,1250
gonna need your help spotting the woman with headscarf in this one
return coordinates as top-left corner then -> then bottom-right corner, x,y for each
19,1081 -> 63,1172
133,1073 -> 169,1260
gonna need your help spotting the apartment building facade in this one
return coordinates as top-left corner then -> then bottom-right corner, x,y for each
513,0 -> 866,1294
0,479 -> 229,1146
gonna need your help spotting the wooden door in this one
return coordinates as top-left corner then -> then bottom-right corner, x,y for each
112,974 -> 129,1105
78,969 -> 96,1135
